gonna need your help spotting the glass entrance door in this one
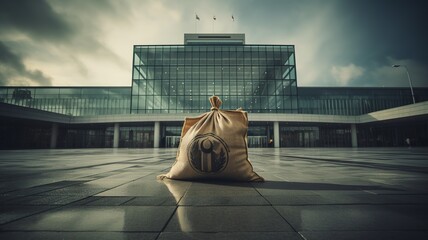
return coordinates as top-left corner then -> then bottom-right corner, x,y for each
281,126 -> 319,147
248,136 -> 268,148
165,136 -> 181,148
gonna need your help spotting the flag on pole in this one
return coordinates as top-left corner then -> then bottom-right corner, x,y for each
213,16 -> 216,20
232,15 -> 235,21
196,14 -> 200,20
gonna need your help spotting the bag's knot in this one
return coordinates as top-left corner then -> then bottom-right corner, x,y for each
209,96 -> 222,111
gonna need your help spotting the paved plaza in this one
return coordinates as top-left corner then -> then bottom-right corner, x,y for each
1,148 -> 428,239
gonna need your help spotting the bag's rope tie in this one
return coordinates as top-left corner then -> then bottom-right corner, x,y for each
209,96 -> 222,111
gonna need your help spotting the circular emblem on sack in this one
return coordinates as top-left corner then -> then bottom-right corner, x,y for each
187,133 -> 229,174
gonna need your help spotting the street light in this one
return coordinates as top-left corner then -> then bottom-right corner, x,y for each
392,64 -> 416,104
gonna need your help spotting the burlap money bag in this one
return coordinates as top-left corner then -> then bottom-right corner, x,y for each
158,96 -> 263,181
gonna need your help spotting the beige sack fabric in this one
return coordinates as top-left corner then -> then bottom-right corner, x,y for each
158,96 -> 263,182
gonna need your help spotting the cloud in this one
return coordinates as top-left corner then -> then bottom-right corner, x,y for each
0,0 -> 73,42
1,0 -> 427,88
0,41 -> 52,85
0,0 -> 130,86
231,0 -> 346,86
331,64 -> 365,86
367,57 -> 428,87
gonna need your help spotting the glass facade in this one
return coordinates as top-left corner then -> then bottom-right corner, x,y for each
119,125 -> 154,148
1,33 -> 428,149
280,124 -> 352,147
247,122 -> 274,148
0,121 -> 157,149
59,124 -> 114,148
131,45 -> 298,114
162,124 -> 183,148
0,87 -> 131,116
298,87 -> 428,115
357,120 -> 428,147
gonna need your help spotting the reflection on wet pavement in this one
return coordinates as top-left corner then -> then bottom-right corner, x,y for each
1,148 -> 428,239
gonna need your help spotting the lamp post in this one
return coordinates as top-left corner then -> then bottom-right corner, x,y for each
392,64 -> 416,104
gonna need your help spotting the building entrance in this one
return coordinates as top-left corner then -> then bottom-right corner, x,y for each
248,136 -> 268,148
165,136 -> 181,148
280,126 -> 319,147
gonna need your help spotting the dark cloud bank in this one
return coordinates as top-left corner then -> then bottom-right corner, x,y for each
0,42 -> 52,85
1,0 -> 427,87
0,0 -> 69,85
0,0 -> 123,86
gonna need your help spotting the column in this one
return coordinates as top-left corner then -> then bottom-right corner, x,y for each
113,123 -> 120,148
351,124 -> 358,148
154,121 -> 160,148
50,123 -> 58,149
274,121 -> 280,148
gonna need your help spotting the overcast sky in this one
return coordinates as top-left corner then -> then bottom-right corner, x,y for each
1,0 -> 427,87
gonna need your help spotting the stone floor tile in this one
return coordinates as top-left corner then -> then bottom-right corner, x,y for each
184,182 -> 260,197
67,196 -> 101,206
179,195 -> 269,206
2,186 -> 64,197
97,179 -> 190,198
123,196 -> 178,206
0,205 -> 54,225
263,195 -> 328,205
0,232 -> 158,240
82,178 -> 137,189
85,196 -> 135,206
300,230 -> 428,240
0,206 -> 176,232
165,206 -> 294,232
158,232 -> 304,240
40,185 -> 108,196
5,195 -> 86,205
275,205 -> 428,231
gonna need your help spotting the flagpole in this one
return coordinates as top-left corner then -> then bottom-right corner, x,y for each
232,15 -> 235,32
212,15 -> 216,32
195,13 -> 200,33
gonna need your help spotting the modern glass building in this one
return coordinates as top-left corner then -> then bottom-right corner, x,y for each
1,33 -> 428,149
131,34 -> 297,114
0,87 -> 130,116
298,87 -> 428,116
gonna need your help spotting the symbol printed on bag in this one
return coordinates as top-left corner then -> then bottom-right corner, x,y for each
187,133 -> 229,174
